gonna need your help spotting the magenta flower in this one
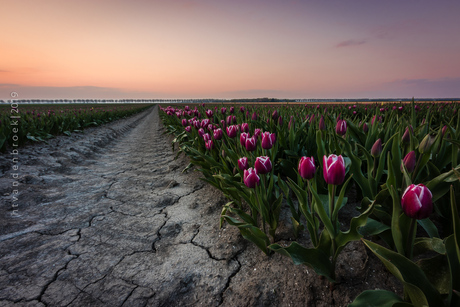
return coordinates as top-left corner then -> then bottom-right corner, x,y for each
401,184 -> 433,219
363,123 -> 369,133
213,128 -> 223,140
201,119 -> 210,128
298,157 -> 316,180
229,106 -> 235,114
254,156 -> 272,175
238,157 -> 249,170
240,132 -> 249,147
202,133 -> 211,142
205,140 -> 214,150
241,123 -> 249,133
336,120 -> 347,136
323,154 -> 346,185
185,126 -> 192,133
402,151 -> 416,173
181,119 -> 188,127
272,110 -> 279,121
254,128 -> 261,140
371,139 -> 383,157
261,132 -> 276,149
244,168 -> 260,188
319,116 -> 325,131
205,109 -> 213,118
226,125 -> 238,138
245,136 -> 257,152
221,107 -> 227,115
198,128 -> 205,138
252,112 -> 258,120
402,127 -> 411,144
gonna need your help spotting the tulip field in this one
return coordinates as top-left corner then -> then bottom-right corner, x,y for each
160,101 -> 460,306
0,103 -> 151,152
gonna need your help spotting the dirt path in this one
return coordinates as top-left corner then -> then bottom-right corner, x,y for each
0,106 -> 400,306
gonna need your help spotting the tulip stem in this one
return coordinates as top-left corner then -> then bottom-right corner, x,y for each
406,218 -> 417,260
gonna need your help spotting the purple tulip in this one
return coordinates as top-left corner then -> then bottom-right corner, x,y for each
205,140 -> 214,150
238,157 -> 249,170
241,123 -> 249,133
252,112 -> 258,121
185,126 -> 192,133
402,127 -> 411,144
371,139 -> 383,157
272,110 -> 279,121
278,116 -> 283,126
181,119 -> 188,127
229,106 -> 235,114
261,132 -> 276,149
221,107 -> 227,115
245,136 -> 257,152
323,154 -> 346,185
226,125 -> 238,138
240,106 -> 245,113
319,116 -> 326,131
254,156 -> 272,175
336,120 -> 347,136
254,128 -> 261,139
401,184 -> 433,219
198,128 -> 205,138
205,109 -> 213,118
202,133 -> 211,142
402,151 -> 416,173
244,168 -> 260,188
213,128 -> 223,140
363,123 -> 369,133
298,157 -> 316,180
240,132 -> 249,147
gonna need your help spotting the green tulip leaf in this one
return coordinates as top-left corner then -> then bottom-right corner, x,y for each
349,289 -> 404,307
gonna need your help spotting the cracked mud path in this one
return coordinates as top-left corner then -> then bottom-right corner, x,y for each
0,105 -> 401,306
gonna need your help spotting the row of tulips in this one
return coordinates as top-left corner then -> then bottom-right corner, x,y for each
0,103 -> 152,151
160,101 -> 460,307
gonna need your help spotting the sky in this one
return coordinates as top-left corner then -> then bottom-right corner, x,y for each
1,0 -> 460,100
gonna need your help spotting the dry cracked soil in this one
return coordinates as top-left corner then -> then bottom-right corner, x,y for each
0,105 -> 401,306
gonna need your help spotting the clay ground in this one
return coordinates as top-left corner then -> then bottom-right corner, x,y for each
0,105 -> 401,306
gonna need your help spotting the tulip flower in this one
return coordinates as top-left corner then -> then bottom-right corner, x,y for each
362,123 -> 369,133
185,126 -> 192,133
401,184 -> 433,220
272,110 -> 279,121
226,125 -> 237,138
402,151 -> 416,173
240,132 -> 248,147
298,156 -> 315,180
323,154 -> 346,185
205,140 -> 214,150
245,136 -> 257,152
261,132 -> 276,149
201,119 -> 210,128
244,168 -> 260,188
205,109 -> 213,118
402,127 -> 411,144
371,139 -> 383,157
254,128 -> 261,139
251,112 -> 258,120
254,156 -> 272,175
238,157 -> 249,170
181,119 -> 188,127
221,107 -> 226,115
198,128 -> 205,138
336,120 -> 347,136
419,134 -> 436,154
202,133 -> 211,142
213,128 -> 223,140
241,123 -> 249,133
229,106 -> 235,114
319,116 -> 326,131
278,116 -> 283,126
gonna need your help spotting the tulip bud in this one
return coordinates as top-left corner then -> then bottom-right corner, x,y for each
402,127 -> 411,144
241,123 -> 249,133
323,154 -> 346,185
181,119 -> 188,127
278,116 -> 283,126
261,132 -> 276,149
254,128 -> 261,139
226,125 -> 238,138
221,107 -> 226,115
245,136 -> 257,152
362,123 -> 369,133
238,157 -> 249,170
185,126 -> 192,133
205,109 -> 213,118
401,151 -> 416,173
229,106 -> 234,114
213,128 -> 223,140
419,134 -> 436,154
254,156 -> 272,175
288,116 -> 294,130
319,116 -> 326,131
336,120 -> 347,136
441,125 -> 448,137
401,184 -> 433,219
371,139 -> 383,157
244,168 -> 260,188
298,157 -> 315,180
252,112 -> 258,121
240,106 -> 245,113
272,110 -> 279,121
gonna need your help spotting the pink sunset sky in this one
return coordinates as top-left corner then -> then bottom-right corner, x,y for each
1,0 -> 459,100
